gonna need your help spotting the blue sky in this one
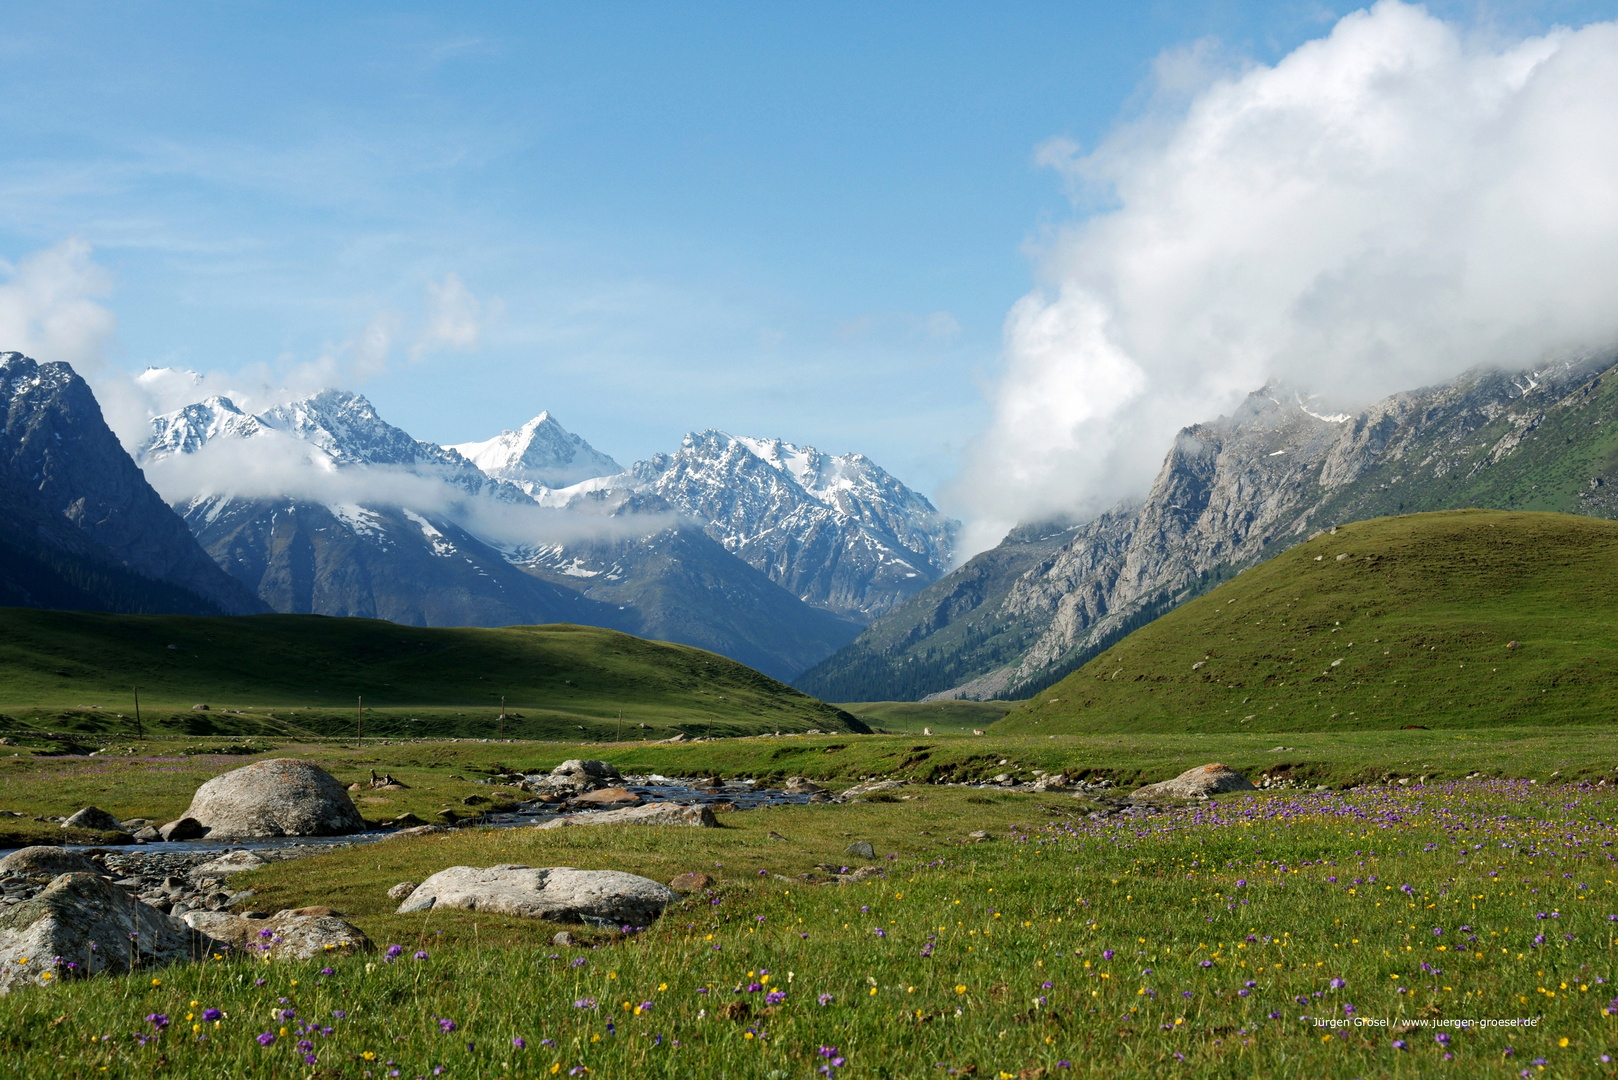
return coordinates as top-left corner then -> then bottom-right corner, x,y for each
2,1 -> 1616,512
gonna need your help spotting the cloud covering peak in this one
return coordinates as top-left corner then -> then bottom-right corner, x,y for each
952,1 -> 1618,551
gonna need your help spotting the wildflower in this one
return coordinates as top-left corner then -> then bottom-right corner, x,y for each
201,1009 -> 222,1022
1103,949 -> 1114,960
1329,978 -> 1346,990
333,1010 -> 347,1020
415,950 -> 429,961
257,1032 -> 276,1046
1392,1039 -> 1407,1050
818,993 -> 835,1006
319,966 -> 335,976
1436,1033 -> 1451,1047
438,1018 -> 457,1034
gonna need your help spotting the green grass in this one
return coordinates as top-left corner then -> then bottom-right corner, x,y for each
0,610 -> 865,740
1001,510 -> 1618,735
8,766 -> 1618,1076
837,700 -> 1017,734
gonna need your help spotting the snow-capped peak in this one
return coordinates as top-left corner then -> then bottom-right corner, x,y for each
447,412 -> 622,489
140,396 -> 265,462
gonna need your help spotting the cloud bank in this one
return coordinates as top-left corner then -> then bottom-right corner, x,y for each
952,1 -> 1618,552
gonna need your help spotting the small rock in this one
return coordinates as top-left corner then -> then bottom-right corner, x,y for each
1130,764 -> 1256,801
837,779 -> 906,803
191,704 -> 210,711
119,818 -> 153,830
158,818 -> 207,842
967,830 -> 991,842
387,881 -> 418,902
378,824 -> 451,840
668,872 -> 713,893
61,806 -> 123,832
783,777 -> 823,794
190,852 -> 268,877
398,865 -> 678,927
845,840 -> 876,859
569,788 -> 643,807
132,826 -> 161,841
552,930 -> 573,946
767,831 -> 789,842
386,814 -> 429,828
538,803 -> 718,830
183,906 -> 370,960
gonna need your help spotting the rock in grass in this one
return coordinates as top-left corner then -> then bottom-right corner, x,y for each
0,847 -> 101,879
180,759 -> 365,838
837,779 -> 906,802
537,803 -> 717,830
182,906 -> 370,960
61,807 -> 122,832
551,760 -> 620,782
397,865 -> 678,927
668,872 -> 712,893
845,840 -> 876,859
1130,763 -> 1256,801
0,873 -> 218,992
387,881 -> 417,901
378,825 -> 450,841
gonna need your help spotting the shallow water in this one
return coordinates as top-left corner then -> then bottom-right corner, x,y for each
6,777 -> 810,859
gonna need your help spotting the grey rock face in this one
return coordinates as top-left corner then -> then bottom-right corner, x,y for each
1131,764 -> 1256,801
0,873 -> 218,992
552,759 -> 621,781
838,779 -> 906,802
188,852 -> 268,877
0,352 -> 264,615
536,803 -> 718,829
181,759 -> 365,838
845,840 -> 876,859
182,906 -> 370,960
397,865 -> 679,927
386,882 -> 417,901
805,357 -> 1618,701
158,818 -> 206,842
62,807 -> 123,832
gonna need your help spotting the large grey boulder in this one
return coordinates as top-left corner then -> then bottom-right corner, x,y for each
182,906 -> 371,960
0,873 -> 219,992
398,865 -> 678,927
536,803 -> 717,830
1131,764 -> 1256,801
552,759 -> 620,781
180,759 -> 366,838
62,807 -> 123,832
837,779 -> 906,802
0,847 -> 101,879
189,852 -> 269,878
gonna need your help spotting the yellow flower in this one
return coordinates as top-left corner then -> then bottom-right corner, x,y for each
869,987 -> 878,996
551,1066 -> 561,1076
150,978 -> 160,987
363,1051 -> 375,1061
1560,1038 -> 1570,1048
745,1032 -> 755,1040
955,985 -> 966,994
658,983 -> 668,992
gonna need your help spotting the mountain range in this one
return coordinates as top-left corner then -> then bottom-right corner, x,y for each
135,377 -> 957,680
796,353 -> 1618,702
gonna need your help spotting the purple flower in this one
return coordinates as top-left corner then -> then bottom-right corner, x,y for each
573,998 -> 597,1009
818,993 -> 835,1006
1235,879 -> 1246,888
765,990 -> 786,1005
319,966 -> 335,976
1435,1033 -> 1451,1046
1432,927 -> 1443,937
201,1008 -> 222,1022
145,1014 -> 170,1031
1103,949 -> 1114,960
333,1010 -> 346,1020
513,1036 -> 526,1048
1238,988 -> 1250,996
304,1053 -> 318,1066
438,1018 -> 457,1034
386,944 -> 404,961
1041,981 -> 1054,989
1329,978 -> 1345,990
1392,1039 -> 1407,1050
1057,1062 -> 1071,1070
256,1032 -> 276,1046
1200,960 -> 1213,968
414,951 -> 429,961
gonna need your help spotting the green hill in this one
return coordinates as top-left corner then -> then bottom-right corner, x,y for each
996,510 -> 1618,733
0,610 -> 867,739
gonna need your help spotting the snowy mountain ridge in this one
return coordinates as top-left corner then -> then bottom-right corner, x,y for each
446,411 -> 622,491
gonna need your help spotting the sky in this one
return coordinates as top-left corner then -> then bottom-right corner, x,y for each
3,1 -> 1618,556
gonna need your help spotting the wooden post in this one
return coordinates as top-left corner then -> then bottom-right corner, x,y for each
357,695 -> 362,741
616,709 -> 622,743
133,687 -> 142,739
500,696 -> 506,740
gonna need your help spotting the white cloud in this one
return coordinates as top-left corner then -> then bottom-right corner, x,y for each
0,238 -> 116,372
952,1 -> 1618,552
411,272 -> 494,361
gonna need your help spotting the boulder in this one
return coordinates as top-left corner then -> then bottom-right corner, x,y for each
838,779 -> 906,802
783,777 -> 823,794
132,826 -> 161,841
61,807 -> 122,832
668,872 -> 713,893
397,865 -> 678,927
180,759 -> 366,838
182,906 -> 370,960
569,788 -> 643,807
536,803 -> 717,830
119,818 -> 153,831
551,760 -> 620,782
387,881 -> 417,901
0,847 -> 101,879
845,840 -> 876,859
1130,763 -> 1256,801
0,873 -> 219,992
386,813 -> 429,828
158,817 -> 206,842
378,824 -> 450,841
189,852 -> 268,878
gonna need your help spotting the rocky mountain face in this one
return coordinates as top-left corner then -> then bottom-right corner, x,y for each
447,412 -> 622,491
0,353 -> 264,616
623,431 -> 958,621
798,355 -> 1618,702
139,392 -> 863,680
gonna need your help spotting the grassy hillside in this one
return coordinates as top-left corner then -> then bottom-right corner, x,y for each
998,509 -> 1618,733
839,699 -> 1016,733
0,610 -> 866,739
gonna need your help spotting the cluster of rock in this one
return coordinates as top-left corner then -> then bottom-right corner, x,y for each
0,846 -> 370,993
